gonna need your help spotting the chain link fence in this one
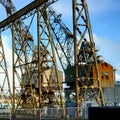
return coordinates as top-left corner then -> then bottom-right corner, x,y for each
0,106 -> 89,120
40,107 -> 78,120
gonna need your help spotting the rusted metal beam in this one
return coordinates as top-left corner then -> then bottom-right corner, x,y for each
0,0 -> 48,30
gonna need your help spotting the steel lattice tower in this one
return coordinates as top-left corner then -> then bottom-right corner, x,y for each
0,0 -> 65,117
0,34 -> 12,106
72,0 -> 105,118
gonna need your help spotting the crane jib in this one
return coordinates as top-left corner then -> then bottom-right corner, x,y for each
0,0 -> 48,30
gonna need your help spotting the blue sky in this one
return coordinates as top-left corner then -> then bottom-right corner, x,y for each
0,0 -> 120,81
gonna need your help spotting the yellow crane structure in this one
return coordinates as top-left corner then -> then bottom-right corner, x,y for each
0,0 -> 115,119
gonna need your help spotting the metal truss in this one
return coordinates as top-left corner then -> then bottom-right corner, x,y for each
0,0 -> 105,119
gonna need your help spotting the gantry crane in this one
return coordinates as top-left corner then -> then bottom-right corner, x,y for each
46,1 -> 105,119
72,0 -> 105,118
0,0 -> 65,116
0,0 -> 36,112
30,1 -> 106,119
0,0 -> 115,119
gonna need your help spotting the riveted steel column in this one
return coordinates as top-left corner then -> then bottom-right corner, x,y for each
72,0 -> 80,119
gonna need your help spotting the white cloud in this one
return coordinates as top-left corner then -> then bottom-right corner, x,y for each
2,35 -> 12,69
52,0 -> 72,17
0,35 -> 12,93
51,0 -> 72,28
116,74 -> 120,81
94,34 -> 120,64
52,0 -> 120,17
87,0 -> 120,14
93,34 -> 120,81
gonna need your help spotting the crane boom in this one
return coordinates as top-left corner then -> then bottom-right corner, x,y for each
47,6 -> 74,70
0,0 -> 59,32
